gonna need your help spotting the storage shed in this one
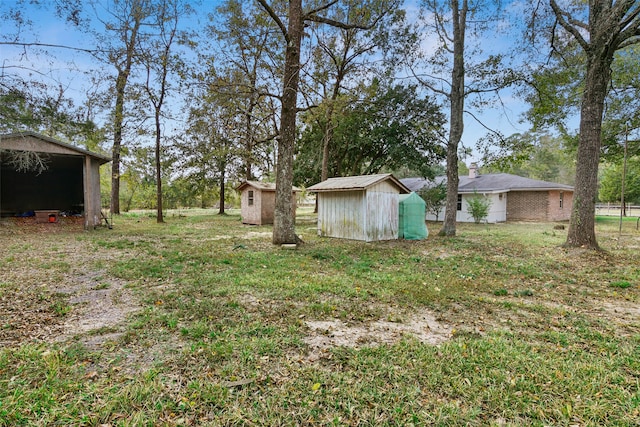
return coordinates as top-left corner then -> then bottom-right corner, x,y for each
237,181 -> 301,225
308,174 -> 410,242
399,192 -> 428,240
0,131 -> 111,229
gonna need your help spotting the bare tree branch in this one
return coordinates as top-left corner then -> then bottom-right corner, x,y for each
617,0 -> 640,31
255,0 -> 289,41
464,109 -> 506,143
549,0 -> 589,50
409,65 -> 451,97
305,0 -> 339,17
617,35 -> 640,49
306,2 -> 395,31
0,41 -> 97,54
616,4 -> 640,47
305,14 -> 374,30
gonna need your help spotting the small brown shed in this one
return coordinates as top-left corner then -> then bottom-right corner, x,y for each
308,174 -> 410,242
0,131 -> 111,229
237,181 -> 301,225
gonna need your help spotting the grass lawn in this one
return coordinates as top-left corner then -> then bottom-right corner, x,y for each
0,210 -> 638,426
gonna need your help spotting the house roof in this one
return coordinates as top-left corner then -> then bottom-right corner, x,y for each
236,180 -> 302,192
0,131 -> 112,164
401,173 -> 573,194
308,173 -> 411,193
401,176 -> 446,192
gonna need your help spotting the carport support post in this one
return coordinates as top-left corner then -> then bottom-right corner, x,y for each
83,155 -> 94,230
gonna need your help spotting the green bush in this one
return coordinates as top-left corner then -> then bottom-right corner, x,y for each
466,192 -> 492,223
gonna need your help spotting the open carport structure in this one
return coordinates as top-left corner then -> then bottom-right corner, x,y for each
0,131 -> 111,229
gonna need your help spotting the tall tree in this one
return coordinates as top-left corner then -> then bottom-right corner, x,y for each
413,0 -> 516,237
207,0 -> 282,181
305,2 -> 404,182
138,0 -> 188,223
179,86 -> 244,214
94,0 -> 151,215
256,0 -> 396,245
547,0 -> 640,249
441,0 -> 464,237
256,0 -> 305,245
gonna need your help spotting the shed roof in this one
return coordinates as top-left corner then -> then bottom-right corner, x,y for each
236,180 -> 302,192
401,173 -> 573,194
307,173 -> 410,193
0,131 -> 112,164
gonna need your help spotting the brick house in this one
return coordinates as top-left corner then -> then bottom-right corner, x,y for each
402,164 -> 574,223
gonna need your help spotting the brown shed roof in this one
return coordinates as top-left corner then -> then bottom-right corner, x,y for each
1,131 -> 111,164
307,173 -> 410,193
236,180 -> 302,192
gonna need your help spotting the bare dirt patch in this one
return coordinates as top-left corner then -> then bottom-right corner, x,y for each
233,293 -> 453,361
52,270 -> 140,348
597,300 -> 640,334
303,307 -> 452,361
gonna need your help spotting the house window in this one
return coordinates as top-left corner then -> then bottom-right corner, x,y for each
248,190 -> 254,206
559,192 -> 564,209
499,193 -> 503,201
457,194 -> 462,211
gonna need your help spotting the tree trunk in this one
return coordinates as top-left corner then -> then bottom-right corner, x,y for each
110,71 -> 127,215
272,0 -> 303,245
321,82 -> 341,182
155,112 -> 164,223
320,101 -> 334,183
439,140 -> 460,236
219,160 -> 226,215
109,9 -> 141,215
245,93 -> 256,180
438,0 -> 466,237
565,54 -> 611,249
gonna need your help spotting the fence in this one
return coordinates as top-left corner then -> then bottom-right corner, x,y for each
595,203 -> 640,216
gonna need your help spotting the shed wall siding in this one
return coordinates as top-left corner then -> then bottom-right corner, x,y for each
369,180 -> 398,194
260,191 -> 276,225
240,187 -> 298,225
365,185 -> 399,241
241,189 -> 262,225
317,191 -> 366,240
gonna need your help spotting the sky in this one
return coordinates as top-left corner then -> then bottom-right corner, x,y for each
1,0 -> 540,165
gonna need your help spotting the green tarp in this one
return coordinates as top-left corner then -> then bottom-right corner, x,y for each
399,192 -> 428,240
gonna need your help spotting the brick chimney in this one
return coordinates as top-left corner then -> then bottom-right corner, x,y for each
469,163 -> 479,179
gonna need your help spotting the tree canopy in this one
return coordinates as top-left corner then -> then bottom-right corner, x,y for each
296,81 -> 445,186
